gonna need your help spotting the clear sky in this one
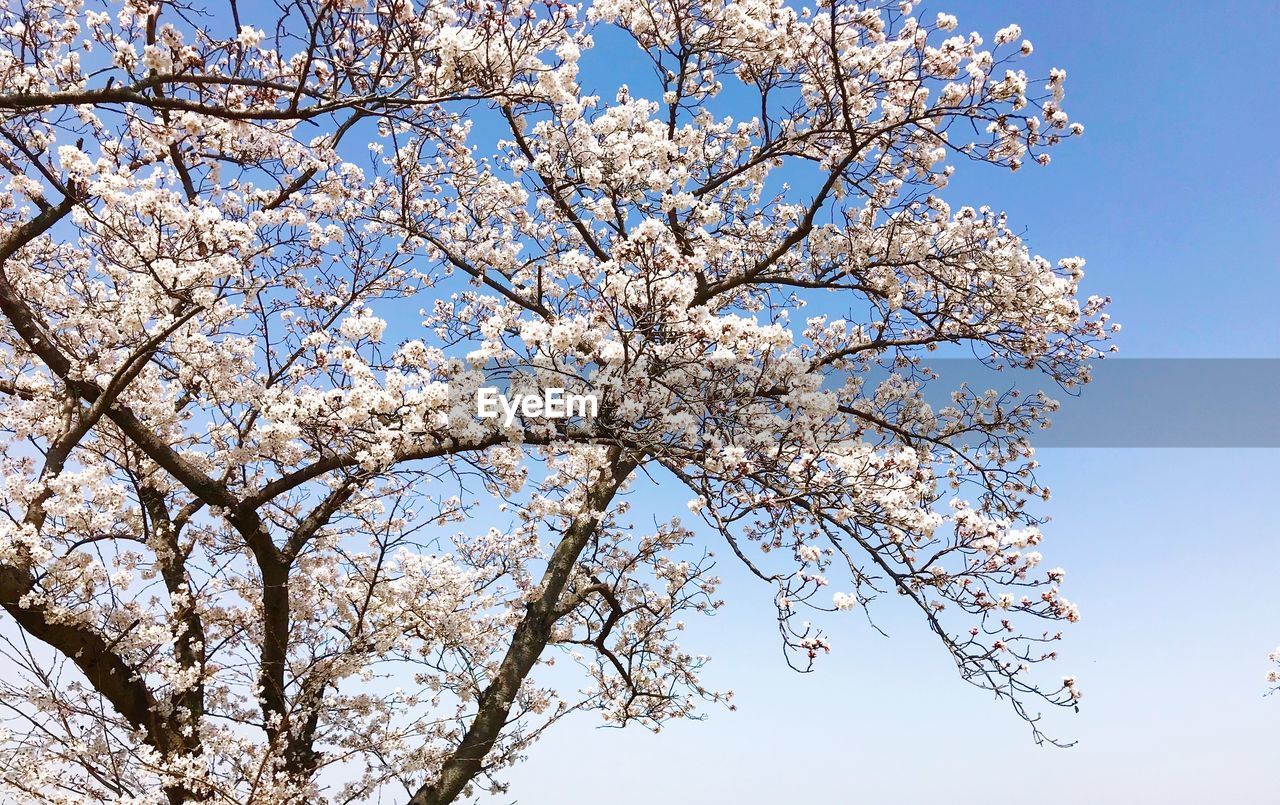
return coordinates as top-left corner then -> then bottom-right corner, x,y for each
500,2 -> 1280,802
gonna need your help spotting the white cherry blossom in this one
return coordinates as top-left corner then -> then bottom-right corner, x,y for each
0,1 -> 1112,802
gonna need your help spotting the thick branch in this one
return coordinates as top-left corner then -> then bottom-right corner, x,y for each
406,450 -> 636,805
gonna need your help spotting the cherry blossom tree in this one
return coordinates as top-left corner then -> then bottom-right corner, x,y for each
0,0 -> 1113,801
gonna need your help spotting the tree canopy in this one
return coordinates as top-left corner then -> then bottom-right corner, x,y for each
0,0 -> 1113,801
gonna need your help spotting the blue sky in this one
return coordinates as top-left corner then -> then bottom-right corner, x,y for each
499,2 -> 1280,802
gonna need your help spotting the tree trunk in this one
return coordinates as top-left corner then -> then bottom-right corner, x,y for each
407,452 -> 634,805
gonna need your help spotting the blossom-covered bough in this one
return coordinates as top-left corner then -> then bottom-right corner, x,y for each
0,0 -> 1116,801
